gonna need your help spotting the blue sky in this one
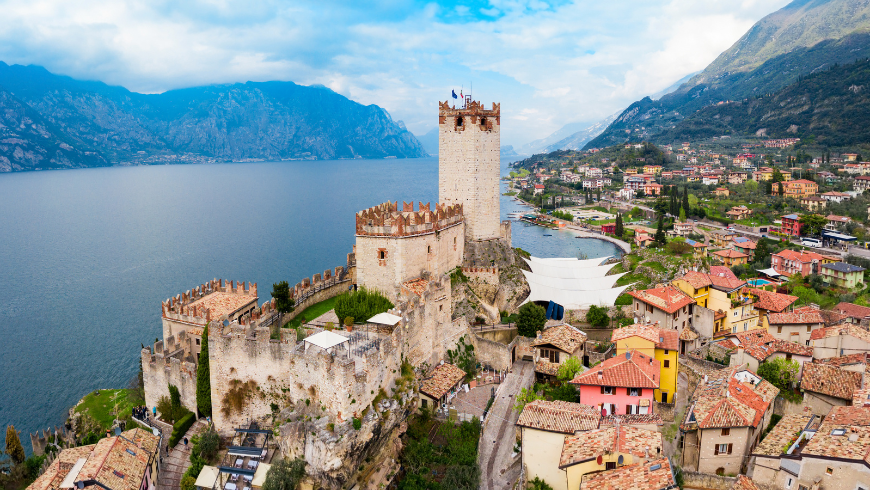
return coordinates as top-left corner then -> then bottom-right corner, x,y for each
0,0 -> 792,146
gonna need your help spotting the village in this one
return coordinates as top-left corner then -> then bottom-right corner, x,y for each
17,104 -> 870,490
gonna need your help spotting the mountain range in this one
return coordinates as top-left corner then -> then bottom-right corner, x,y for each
585,0 -> 870,150
0,63 -> 426,172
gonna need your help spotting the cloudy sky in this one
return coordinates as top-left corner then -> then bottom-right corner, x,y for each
0,0 -> 792,147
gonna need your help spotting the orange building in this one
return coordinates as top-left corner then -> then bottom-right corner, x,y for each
774,179 -> 818,199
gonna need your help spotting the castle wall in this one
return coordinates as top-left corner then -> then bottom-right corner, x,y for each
439,101 -> 501,241
161,279 -> 259,340
207,323 -> 403,432
398,275 -> 466,368
142,330 -> 198,417
463,267 -> 499,285
356,222 -> 464,301
283,263 -> 355,324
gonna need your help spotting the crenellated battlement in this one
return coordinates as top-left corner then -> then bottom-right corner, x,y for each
161,279 -> 259,326
356,201 -> 463,237
438,100 -> 500,119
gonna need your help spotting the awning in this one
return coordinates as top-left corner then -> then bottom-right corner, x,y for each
367,312 -> 402,325
521,270 -> 627,291
194,466 -> 219,489
822,231 -> 857,241
522,258 -> 618,279
528,256 -> 611,268
304,331 -> 349,350
228,446 -> 263,457
756,268 -> 784,278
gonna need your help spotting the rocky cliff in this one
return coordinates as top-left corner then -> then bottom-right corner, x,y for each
0,63 -> 427,171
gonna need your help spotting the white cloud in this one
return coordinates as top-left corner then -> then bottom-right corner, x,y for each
0,0 -> 792,146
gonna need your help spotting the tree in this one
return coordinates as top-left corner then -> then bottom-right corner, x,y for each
777,182 -> 784,196
180,475 -> 197,490
262,458 -> 306,490
517,303 -> 546,338
765,180 -> 773,195
654,216 -> 666,245
271,281 -> 294,314
557,357 -> 583,382
679,206 -> 686,223
772,169 -> 785,183
196,325 -> 212,418
513,387 -> 542,413
755,239 -> 770,266
5,426 -> 24,465
615,213 -> 624,238
529,477 -> 555,490
195,430 -> 221,461
757,357 -> 800,392
441,464 -> 480,490
799,214 -> 827,236
586,305 -> 610,328
682,187 -> 690,213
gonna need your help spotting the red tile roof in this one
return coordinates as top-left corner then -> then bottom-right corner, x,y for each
801,406 -> 870,464
684,368 -> 777,430
580,458 -> 675,490
713,249 -> 748,259
559,426 -> 663,468
531,324 -> 587,354
571,350 -> 660,389
710,266 -> 738,280
628,286 -> 695,314
731,475 -> 761,490
800,363 -> 863,400
746,288 -> 797,313
835,302 -> 870,320
611,323 -> 679,351
810,323 -> 870,343
420,363 -> 466,399
517,400 -> 601,434
768,309 -> 825,325
678,271 -> 713,289
774,249 -> 832,264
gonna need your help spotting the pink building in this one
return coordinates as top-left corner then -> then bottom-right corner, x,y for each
570,350 -> 660,416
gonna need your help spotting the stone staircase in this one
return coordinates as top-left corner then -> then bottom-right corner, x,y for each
156,419 -> 209,490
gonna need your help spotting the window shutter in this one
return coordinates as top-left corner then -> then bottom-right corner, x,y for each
638,389 -> 642,396
727,443 -> 733,454
714,445 -> 719,455
601,386 -> 605,394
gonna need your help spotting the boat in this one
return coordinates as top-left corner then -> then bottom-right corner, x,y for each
543,234 -> 552,236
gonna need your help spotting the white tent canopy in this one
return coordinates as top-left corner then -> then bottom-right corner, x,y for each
304,331 -> 349,352
367,312 -> 402,325
522,270 -> 627,291
756,268 -> 784,279
194,466 -> 219,489
523,258 -> 618,279
528,256 -> 611,268
522,283 -> 630,310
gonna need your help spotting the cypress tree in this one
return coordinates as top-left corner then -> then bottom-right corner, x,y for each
5,425 -> 25,465
682,187 -> 690,213
655,216 -> 666,245
615,213 -> 624,238
196,324 -> 212,417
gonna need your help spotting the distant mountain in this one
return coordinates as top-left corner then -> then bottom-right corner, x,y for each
500,145 -> 520,158
649,72 -> 698,101
0,63 -> 426,172
515,120 -> 598,155
545,112 -> 620,152
416,127 -> 438,156
585,0 -> 870,149
657,57 -> 870,147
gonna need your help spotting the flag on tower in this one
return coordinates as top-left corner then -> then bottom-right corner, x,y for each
452,90 -> 458,99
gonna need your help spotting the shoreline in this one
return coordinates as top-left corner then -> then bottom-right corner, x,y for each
505,195 -> 632,253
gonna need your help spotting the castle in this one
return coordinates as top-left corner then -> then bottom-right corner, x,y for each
141,99 -> 511,486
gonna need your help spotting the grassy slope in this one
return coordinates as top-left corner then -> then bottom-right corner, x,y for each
74,389 -> 135,429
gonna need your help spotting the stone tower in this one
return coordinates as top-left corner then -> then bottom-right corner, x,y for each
438,100 -> 501,241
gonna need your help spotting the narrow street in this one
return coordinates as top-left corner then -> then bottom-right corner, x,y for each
478,360 -> 534,490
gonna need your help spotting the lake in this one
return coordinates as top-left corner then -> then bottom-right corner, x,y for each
0,157 -> 619,449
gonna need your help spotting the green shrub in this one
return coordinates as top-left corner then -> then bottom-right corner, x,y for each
169,411 -> 196,447
352,417 -> 362,430
334,287 -> 394,323
180,475 -> 196,490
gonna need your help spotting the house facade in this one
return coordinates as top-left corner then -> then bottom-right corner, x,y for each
531,324 -> 588,383
821,262 -> 865,289
611,323 -> 680,404
628,286 -> 695,330
571,351 -> 660,416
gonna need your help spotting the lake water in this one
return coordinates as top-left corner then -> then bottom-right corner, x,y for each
0,157 -> 619,449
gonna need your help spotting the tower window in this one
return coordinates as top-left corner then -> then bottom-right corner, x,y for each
427,245 -> 432,254
378,250 -> 386,260
480,117 -> 487,127
456,116 -> 463,127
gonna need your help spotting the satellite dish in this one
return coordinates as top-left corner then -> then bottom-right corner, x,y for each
597,455 -> 603,465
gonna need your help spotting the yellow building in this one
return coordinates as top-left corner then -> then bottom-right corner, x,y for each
672,271 -> 712,308
612,324 -> 679,404
712,248 -> 749,267
643,165 -> 663,175
676,268 -> 760,336
561,426 -> 664,489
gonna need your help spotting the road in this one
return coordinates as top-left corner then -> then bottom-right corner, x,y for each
478,360 -> 534,490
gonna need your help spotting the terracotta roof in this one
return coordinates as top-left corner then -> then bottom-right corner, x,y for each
531,324 -> 587,354
420,363 -> 466,399
677,271 -> 712,289
684,368 -> 777,430
746,288 -> 797,313
182,291 -> 258,325
611,323 -> 679,351
28,445 -> 96,490
753,409 -> 814,457
734,240 -> 757,250
710,266 -> 738,279
579,458 -> 675,490
517,400 -> 601,434
827,214 -> 851,223
599,413 -> 664,428
628,286 -> 695,314
713,249 -> 748,259
680,326 -> 699,341
801,406 -> 870,464
817,353 -> 870,371
774,249 -> 831,263
733,329 -> 813,360
835,302 -> 870,320
560,426 -> 663,468
853,388 -> 870,407
715,339 -> 738,350
402,278 -> 430,297
730,475 -> 761,490
768,308 -> 825,325
810,323 -> 870,343
74,428 -> 159,490
535,360 -> 560,376
800,363 -> 862,401
571,350 -> 660,389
